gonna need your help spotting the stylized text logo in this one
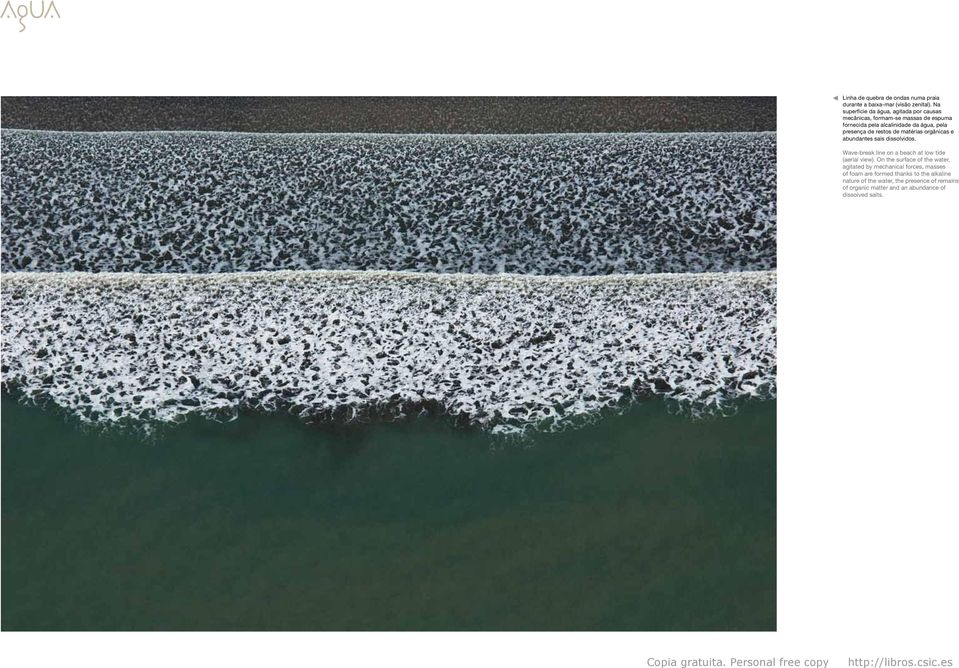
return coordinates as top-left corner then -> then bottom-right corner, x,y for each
1,1 -> 61,32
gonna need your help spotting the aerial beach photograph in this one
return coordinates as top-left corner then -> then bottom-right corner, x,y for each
0,97 -> 777,631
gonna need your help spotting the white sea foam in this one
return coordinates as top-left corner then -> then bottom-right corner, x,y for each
1,269 -> 776,436
1,130 -> 776,275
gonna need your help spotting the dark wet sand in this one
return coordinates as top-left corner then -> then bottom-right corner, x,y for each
1,96 -> 776,133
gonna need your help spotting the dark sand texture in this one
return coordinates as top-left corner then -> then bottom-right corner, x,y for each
1,96 -> 776,133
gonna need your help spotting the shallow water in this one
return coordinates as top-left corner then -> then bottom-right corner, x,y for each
1,394 -> 775,630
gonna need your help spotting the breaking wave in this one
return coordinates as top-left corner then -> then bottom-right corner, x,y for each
1,125 -> 777,436
1,130 -> 776,275
1,270 -> 776,436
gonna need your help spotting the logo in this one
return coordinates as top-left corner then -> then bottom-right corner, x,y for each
1,1 -> 61,32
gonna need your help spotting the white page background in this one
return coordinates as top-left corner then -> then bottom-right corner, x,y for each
1,0 -> 956,662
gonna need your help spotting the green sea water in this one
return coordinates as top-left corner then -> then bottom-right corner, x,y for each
1,394 -> 775,630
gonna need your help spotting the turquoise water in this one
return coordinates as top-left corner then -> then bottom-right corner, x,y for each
1,394 -> 775,630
